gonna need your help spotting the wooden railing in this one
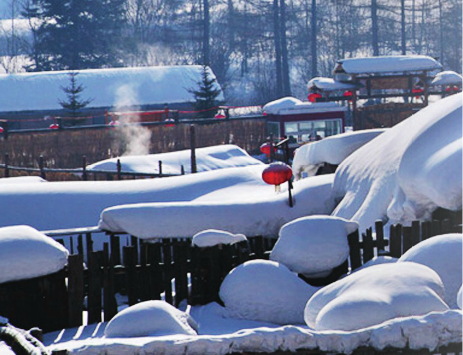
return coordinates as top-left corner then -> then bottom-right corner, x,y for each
0,210 -> 460,333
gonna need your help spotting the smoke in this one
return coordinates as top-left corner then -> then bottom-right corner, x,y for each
113,84 -> 152,156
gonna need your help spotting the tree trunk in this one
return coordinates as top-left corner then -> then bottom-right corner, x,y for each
280,0 -> 291,96
273,0 -> 283,98
203,0 -> 210,65
311,0 -> 317,77
401,0 -> 406,55
371,0 -> 379,56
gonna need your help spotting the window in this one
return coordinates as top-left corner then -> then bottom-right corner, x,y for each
284,119 -> 342,143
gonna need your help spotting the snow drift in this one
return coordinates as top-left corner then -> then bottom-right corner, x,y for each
399,234 -> 463,309
0,225 -> 68,284
219,260 -> 319,325
270,215 -> 358,277
304,262 -> 448,331
331,93 -> 462,232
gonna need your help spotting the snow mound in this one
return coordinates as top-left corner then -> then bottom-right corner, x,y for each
192,229 -> 247,248
331,93 -> 462,232
87,145 -> 263,175
304,262 -> 448,331
219,259 -> 319,325
104,301 -> 198,338
270,215 -> 358,277
0,225 -> 69,284
263,97 -> 302,115
430,71 -> 462,86
292,129 -> 387,179
398,234 -> 463,308
353,256 -> 398,272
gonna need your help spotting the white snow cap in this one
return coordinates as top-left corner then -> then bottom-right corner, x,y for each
0,65 -> 223,112
263,97 -> 302,115
0,176 -> 47,184
0,225 -> 68,284
292,129 -> 387,179
219,259 -> 319,325
398,234 -> 463,309
331,93 -> 462,232
307,77 -> 360,92
430,71 -> 463,86
104,300 -> 198,338
270,215 -> 358,278
87,145 -> 263,175
192,229 -> 247,248
304,262 -> 448,331
336,55 -> 442,74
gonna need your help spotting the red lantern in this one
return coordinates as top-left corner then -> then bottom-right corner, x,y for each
308,92 -> 322,103
262,162 -> 292,186
214,113 -> 226,119
164,118 -> 175,127
0,127 -> 4,133
49,123 -> 59,130
453,86 -> 460,92
412,87 -> 424,99
260,142 -> 276,156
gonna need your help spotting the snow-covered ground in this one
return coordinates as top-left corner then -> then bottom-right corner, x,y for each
0,94 -> 462,354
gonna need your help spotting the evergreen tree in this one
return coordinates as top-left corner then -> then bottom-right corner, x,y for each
58,71 -> 93,121
189,65 -> 222,119
23,0 -> 127,71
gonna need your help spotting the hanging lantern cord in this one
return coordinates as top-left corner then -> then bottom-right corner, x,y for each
288,179 -> 293,208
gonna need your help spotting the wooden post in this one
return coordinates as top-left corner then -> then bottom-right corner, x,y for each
86,232 -> 93,258
158,161 -> 163,177
82,156 -> 87,181
375,220 -> 385,252
87,251 -> 102,324
181,165 -> 185,175
389,224 -> 402,258
411,220 -> 421,246
362,229 -> 374,263
124,246 -> 138,306
348,230 -> 361,270
4,153 -> 9,178
39,155 -> 46,180
402,226 -> 413,253
103,243 -> 117,321
117,159 -> 122,180
147,243 -> 162,300
67,254 -> 84,328
162,239 -> 174,305
110,234 -> 121,265
190,125 -> 197,174
77,234 -> 84,256
269,134 -> 275,163
174,242 -> 188,307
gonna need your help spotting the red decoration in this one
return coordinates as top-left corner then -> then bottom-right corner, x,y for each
262,162 -> 292,186
0,127 -> 3,133
412,87 -> 424,99
343,90 -> 353,97
165,118 -> 175,127
214,113 -> 226,119
260,142 -> 276,156
49,123 -> 59,129
308,93 -> 322,103
453,86 -> 460,92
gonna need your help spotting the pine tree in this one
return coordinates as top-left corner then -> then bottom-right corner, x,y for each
189,65 -> 222,118
58,72 -> 93,121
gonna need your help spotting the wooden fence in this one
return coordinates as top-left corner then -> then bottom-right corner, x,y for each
0,210 -> 461,334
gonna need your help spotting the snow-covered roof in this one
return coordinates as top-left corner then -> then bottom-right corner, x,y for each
307,77 -> 362,92
0,65 -> 223,112
334,55 -> 442,75
263,97 -> 346,115
429,71 -> 463,87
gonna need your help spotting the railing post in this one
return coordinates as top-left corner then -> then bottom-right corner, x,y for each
82,155 -> 87,181
67,254 -> 84,328
190,125 -> 197,174
4,153 -> 9,178
117,159 -> 122,180
158,160 -> 163,177
39,155 -> 46,180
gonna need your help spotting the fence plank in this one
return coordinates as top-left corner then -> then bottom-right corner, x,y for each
103,243 -> 117,322
374,221 -> 386,252
147,243 -> 162,301
402,226 -> 413,253
124,246 -> 138,306
67,254 -> 84,328
362,229 -> 374,263
348,230 -> 362,271
110,234 -> 121,265
411,220 -> 421,246
162,240 -> 174,305
431,220 -> 442,237
174,242 -> 189,307
87,251 -> 103,324
389,224 -> 402,258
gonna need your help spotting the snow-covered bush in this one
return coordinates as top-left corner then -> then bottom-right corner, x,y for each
192,229 -> 247,248
104,300 -> 198,338
270,215 -> 358,278
304,262 -> 448,331
219,259 -> 319,325
0,225 -> 68,284
398,234 -> 463,308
